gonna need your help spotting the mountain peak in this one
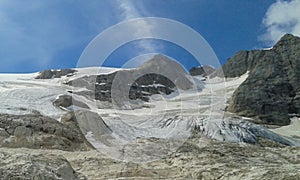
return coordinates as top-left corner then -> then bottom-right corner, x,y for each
279,33 -> 298,40
141,54 -> 184,72
273,33 -> 300,49
146,54 -> 173,64
152,54 -> 169,59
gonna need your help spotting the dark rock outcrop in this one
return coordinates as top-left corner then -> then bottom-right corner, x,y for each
36,69 -> 77,79
68,55 -> 193,106
213,50 -> 265,78
0,113 -> 92,151
226,34 -> 300,126
189,65 -> 215,76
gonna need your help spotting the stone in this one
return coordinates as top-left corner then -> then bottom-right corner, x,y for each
14,126 -> 32,137
61,110 -> 113,145
0,151 -> 84,180
0,113 -> 92,151
53,94 -> 90,110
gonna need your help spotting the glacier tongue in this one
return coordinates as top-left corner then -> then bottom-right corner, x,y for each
195,118 -> 295,146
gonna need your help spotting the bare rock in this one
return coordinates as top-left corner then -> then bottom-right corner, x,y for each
224,34 -> 300,126
36,69 -> 77,79
189,65 -> 215,76
0,151 -> 84,180
68,55 -> 194,107
14,126 -> 32,137
0,113 -> 91,151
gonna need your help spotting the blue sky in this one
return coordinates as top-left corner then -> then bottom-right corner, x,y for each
1,0 -> 300,73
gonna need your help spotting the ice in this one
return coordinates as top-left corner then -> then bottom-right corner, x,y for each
1,66 -> 298,160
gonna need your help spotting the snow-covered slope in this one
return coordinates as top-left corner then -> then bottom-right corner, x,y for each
1,65 -> 299,162
0,67 -> 121,119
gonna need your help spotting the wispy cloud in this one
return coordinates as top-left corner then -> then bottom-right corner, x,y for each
260,0 -> 300,45
117,0 -> 141,20
114,0 -> 164,54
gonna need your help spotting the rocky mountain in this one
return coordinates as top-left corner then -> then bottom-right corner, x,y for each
68,54 -> 194,108
223,34 -> 300,126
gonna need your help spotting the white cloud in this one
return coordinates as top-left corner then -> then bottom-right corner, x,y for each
117,0 -> 141,20
261,0 -> 300,45
115,0 -> 164,53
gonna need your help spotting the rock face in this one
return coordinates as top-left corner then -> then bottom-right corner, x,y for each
0,113 -> 91,151
36,69 -> 77,79
0,151 -> 83,180
68,55 -> 194,106
189,65 -> 215,76
225,34 -> 300,126
213,50 -> 264,78
61,110 -> 113,145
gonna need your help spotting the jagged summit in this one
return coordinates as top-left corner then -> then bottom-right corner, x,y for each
273,33 -> 300,49
212,33 -> 300,78
189,65 -> 215,76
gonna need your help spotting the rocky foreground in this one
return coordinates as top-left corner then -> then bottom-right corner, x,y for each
1,136 -> 300,179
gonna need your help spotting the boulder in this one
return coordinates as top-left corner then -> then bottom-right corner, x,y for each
0,113 -> 92,151
53,94 -> 90,110
0,151 -> 84,180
